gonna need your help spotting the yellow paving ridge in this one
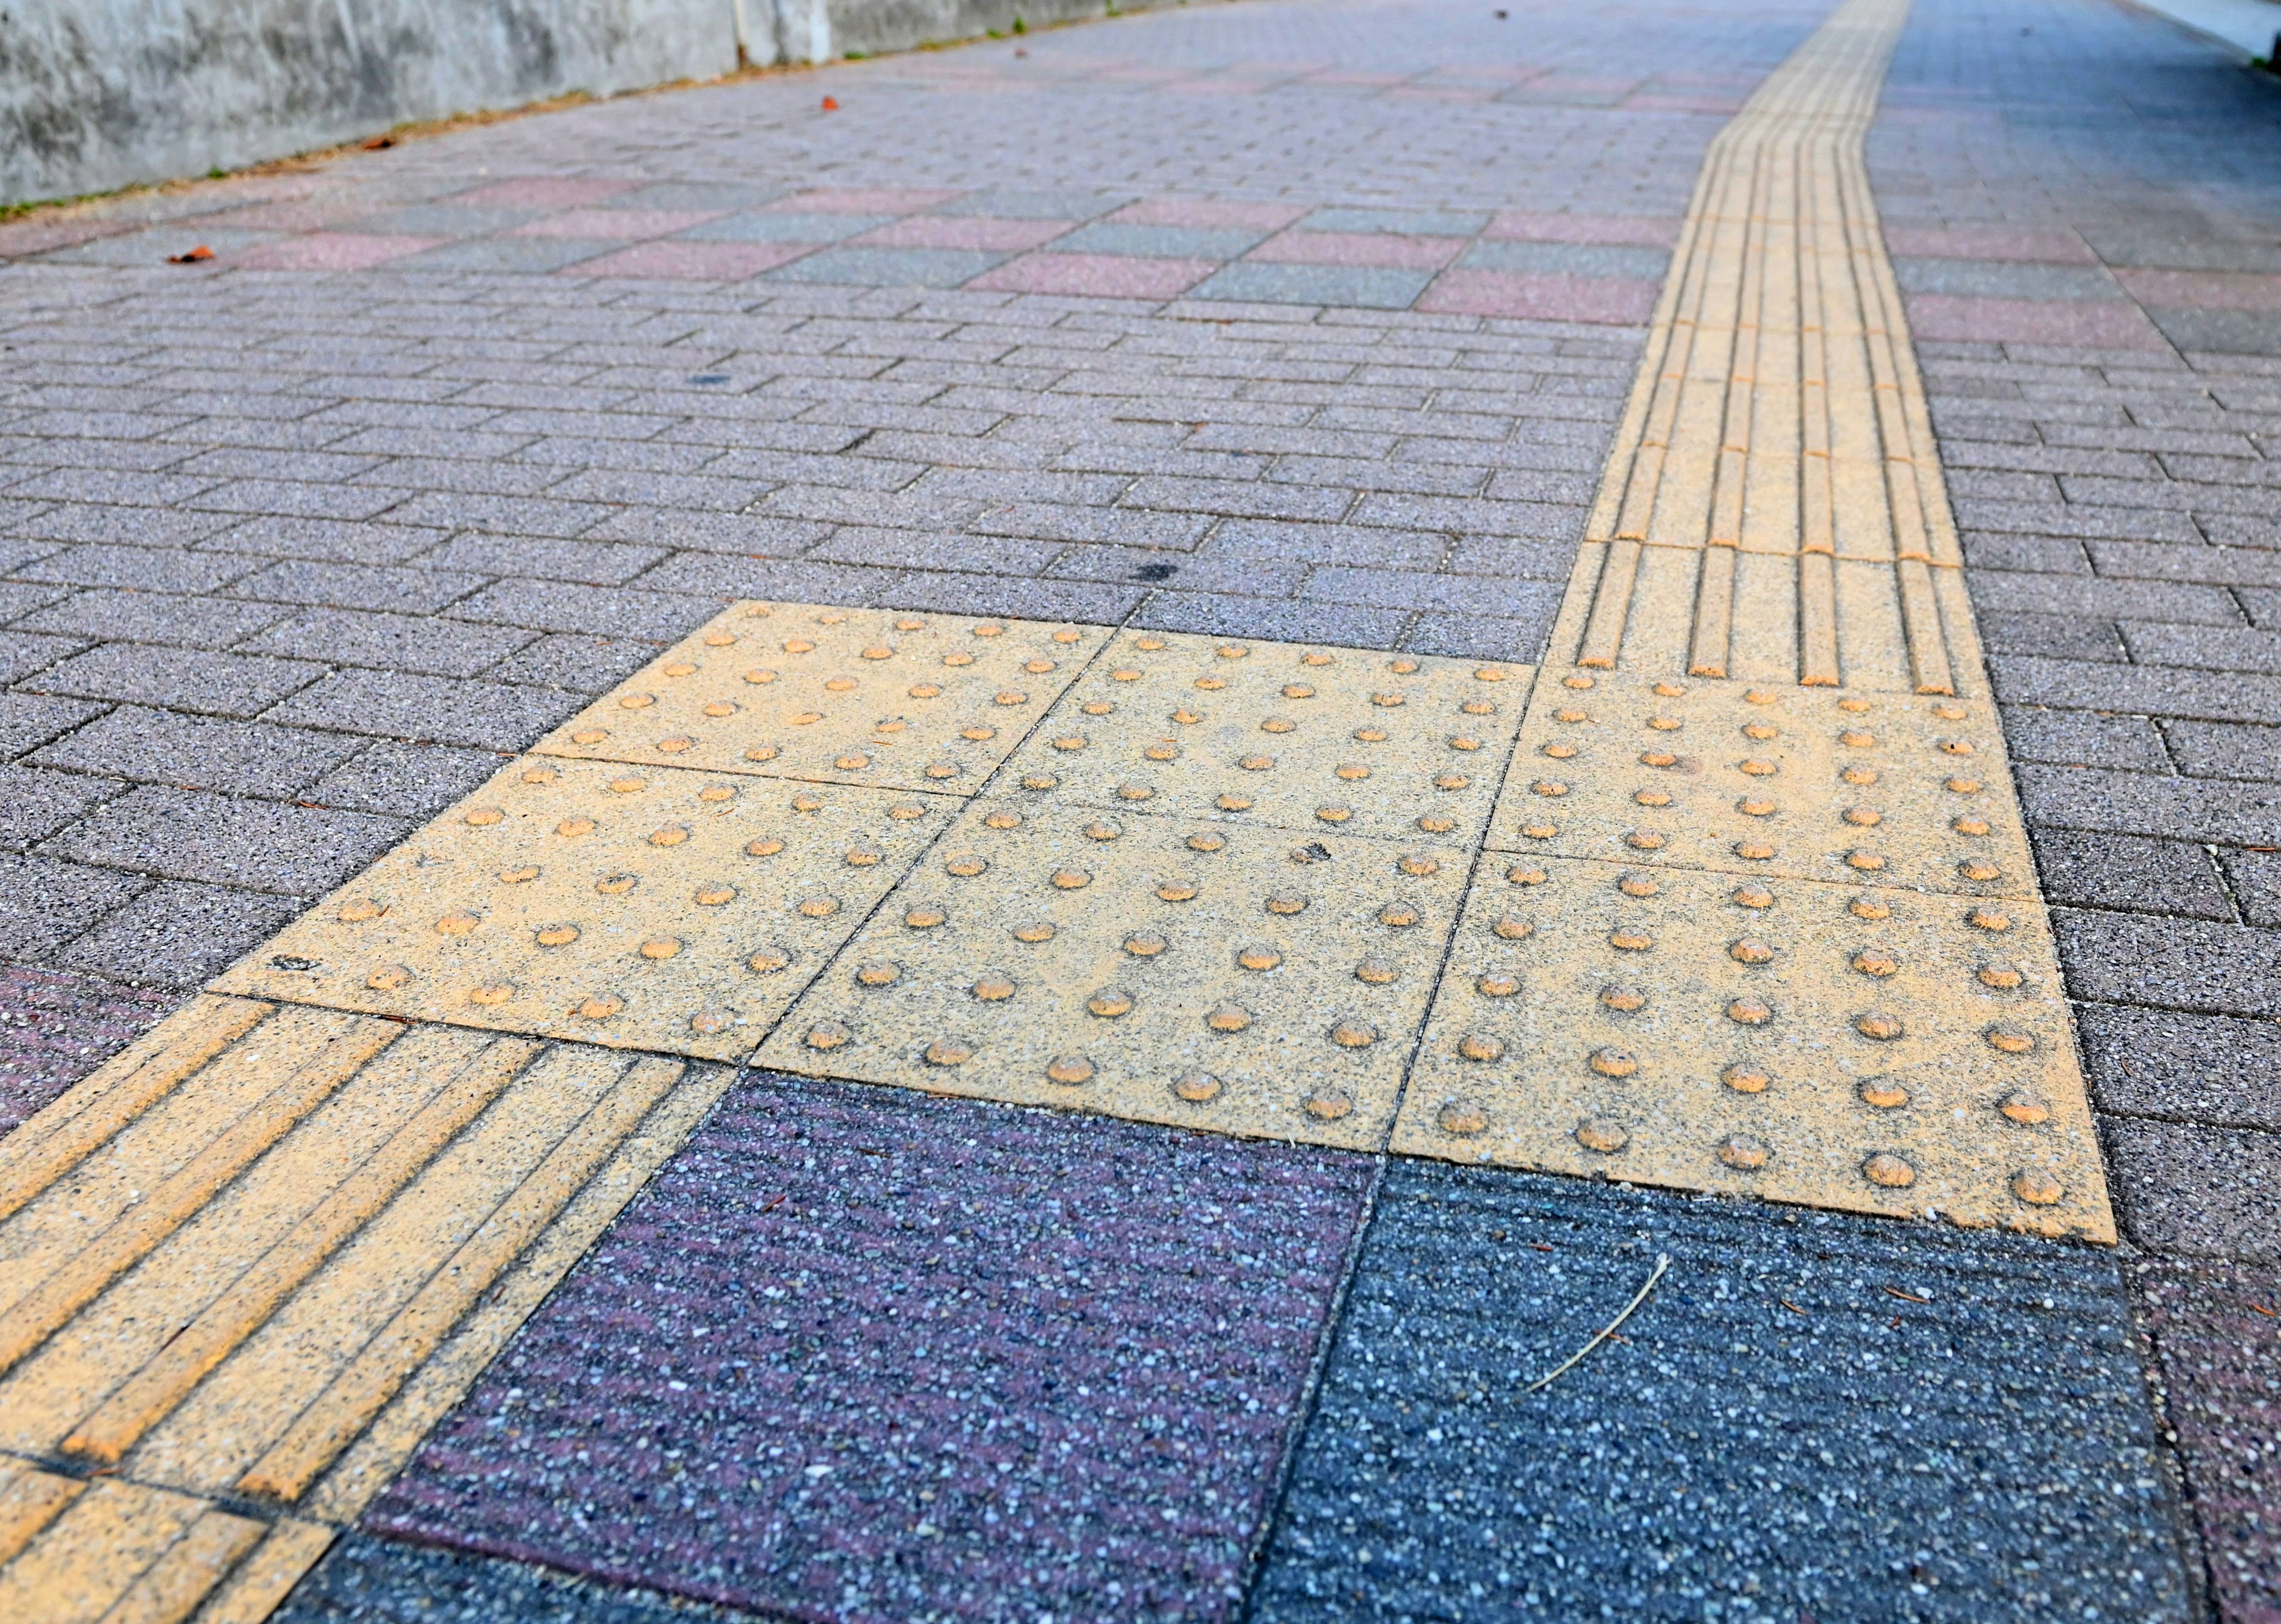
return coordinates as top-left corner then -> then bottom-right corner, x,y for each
0,0 -> 2109,1612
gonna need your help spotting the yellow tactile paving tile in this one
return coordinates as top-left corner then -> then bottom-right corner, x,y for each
1489,668 -> 2037,898
756,798 -> 1472,1151
531,602 -> 1104,793
1391,856 -> 2109,1238
0,996 -> 727,1619
998,630 -> 1530,845
213,760 -> 956,1061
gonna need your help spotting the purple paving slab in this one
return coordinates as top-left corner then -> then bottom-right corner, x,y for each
1418,268 -> 1660,323
237,233 -> 444,271
515,207 -> 728,241
849,215 -> 1076,251
366,1072 -> 1373,1624
2132,1259 -> 2281,1624
564,241 -> 811,280
1905,292 -> 2172,349
966,252 -> 1217,299
1246,229 -> 1462,269
0,963 -> 181,1138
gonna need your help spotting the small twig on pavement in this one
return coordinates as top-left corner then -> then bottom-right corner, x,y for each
1525,1253 -> 1670,1394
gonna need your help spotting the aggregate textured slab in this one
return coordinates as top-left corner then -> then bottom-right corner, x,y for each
1003,628 -> 1530,846
361,1072 -> 1373,1624
0,966 -> 181,1136
532,603 -> 1103,795
757,798 -> 1470,1151
214,759 -> 955,1061
1252,1162 -> 2193,1622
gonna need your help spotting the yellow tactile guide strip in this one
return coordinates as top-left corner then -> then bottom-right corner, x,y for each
0,0 -> 2112,1614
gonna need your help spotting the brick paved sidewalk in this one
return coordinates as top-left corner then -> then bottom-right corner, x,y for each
0,0 -> 2273,1616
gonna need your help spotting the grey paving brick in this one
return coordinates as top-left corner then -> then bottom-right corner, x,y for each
58,880 -> 307,988
1969,571 -> 2244,625
0,694 -> 108,761
2103,1116 -> 2281,1262
2054,906 -> 2281,1018
40,785 -> 409,896
21,643 -> 324,719
2122,620 -> 2281,674
2015,762 -> 2280,845
182,478 -> 409,522
488,633 -> 662,694
2078,1004 -> 2281,1132
1894,257 -> 2123,298
17,544 -> 264,594
1978,608 -> 2125,661
0,764 -> 125,852
0,633 -> 84,684
1999,704 -> 2175,771
301,742 -> 507,818
264,668 -> 579,751
0,854 -> 146,961
874,572 -> 1141,625
2087,539 -> 2281,586
201,515 -> 454,565
2028,826 -> 2234,920
1206,520 -> 1449,570
423,534 -> 676,586
1993,655 -> 2281,726
0,583 -> 74,622
241,607 -> 535,678
2163,718 -> 2281,781
580,509 -> 830,555
1407,603 -> 1559,661
806,527 -> 1061,575
2217,845 -> 2281,928
1957,498 -> 2203,544
1132,592 -> 1408,649
229,560 -> 489,615
445,579 -> 716,642
29,705 -> 365,799
1042,545 -> 1306,595
14,588 -> 290,648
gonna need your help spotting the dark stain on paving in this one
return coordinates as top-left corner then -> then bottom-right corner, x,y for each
2131,1258 -> 2281,1624
1250,1161 -> 2196,1622
362,1070 -> 1375,1623
0,963 -> 181,1138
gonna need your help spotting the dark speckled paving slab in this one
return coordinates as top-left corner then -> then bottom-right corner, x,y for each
361,1070 -> 1375,1623
1250,1162 -> 2195,1622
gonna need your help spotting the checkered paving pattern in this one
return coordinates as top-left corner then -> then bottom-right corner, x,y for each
0,0 -> 2273,1616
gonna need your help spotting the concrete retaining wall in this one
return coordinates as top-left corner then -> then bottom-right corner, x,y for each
2,0 -> 1142,207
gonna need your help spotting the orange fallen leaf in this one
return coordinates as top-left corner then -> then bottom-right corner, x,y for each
2251,1303 -> 2277,1318
821,96 -> 839,110
168,245 -> 214,263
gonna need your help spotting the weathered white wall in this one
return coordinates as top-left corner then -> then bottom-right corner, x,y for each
2,0 -> 741,205
0,0 -> 1152,206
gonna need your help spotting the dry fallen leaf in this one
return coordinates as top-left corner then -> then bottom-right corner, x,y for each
167,245 -> 214,263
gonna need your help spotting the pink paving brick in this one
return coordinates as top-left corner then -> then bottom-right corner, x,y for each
0,216 -> 132,258
1879,225 -> 2099,262
849,214 -> 1075,251
561,240 -> 813,279
769,188 -> 965,213
236,233 -> 443,271
451,176 -> 638,208
1486,210 -> 1683,245
1,966 -> 179,1139
1247,230 -> 1462,270
1110,198 -> 1310,230
514,207 -> 726,241
2115,268 -> 2281,311
1904,293 -> 2171,349
1417,268 -> 1661,323
965,251 -> 1217,298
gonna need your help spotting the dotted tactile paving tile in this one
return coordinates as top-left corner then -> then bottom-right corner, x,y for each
531,603 -> 1102,795
754,799 -> 1470,1151
214,760 -> 954,1062
1392,855 -> 2111,1238
358,1073 -> 1372,1624
1251,1163 -> 2193,1622
1002,630 -> 1532,846
1488,670 -> 2036,899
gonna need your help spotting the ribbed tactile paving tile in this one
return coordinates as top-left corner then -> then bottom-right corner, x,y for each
754,798 -> 1470,1150
1002,630 -> 1531,846
1394,853 -> 2111,1238
1489,671 -> 2034,899
215,760 -> 954,1061
361,1072 -> 1372,1624
532,603 -> 1102,794
1252,1162 -> 2193,1622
